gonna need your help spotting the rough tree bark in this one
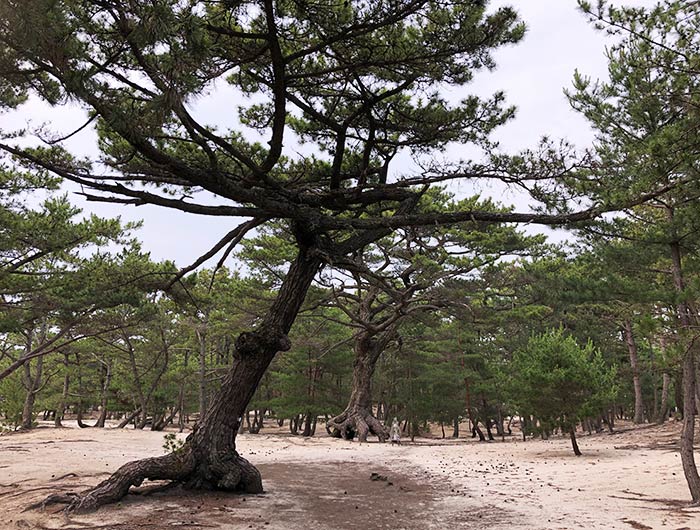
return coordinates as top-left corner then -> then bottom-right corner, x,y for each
41,245 -> 323,513
624,319 -> 645,424
669,230 -> 700,503
327,331 -> 393,442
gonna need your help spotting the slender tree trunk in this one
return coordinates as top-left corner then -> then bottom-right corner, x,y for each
289,414 -> 300,435
248,409 -> 265,434
658,372 -> 671,424
20,328 -> 37,429
624,319 -> 645,424
55,355 -> 70,428
302,413 -> 316,437
473,420 -> 486,442
153,405 -> 180,431
465,378 -> 474,436
21,322 -> 46,430
680,346 -> 700,500
452,417 -> 459,438
76,407 -> 92,428
124,335 -> 149,430
178,384 -> 186,433
196,327 -> 208,419
21,356 -> 43,429
648,336 -> 658,420
117,408 -> 141,429
675,371 -> 684,418
569,428 -> 582,456
94,360 -> 112,428
669,231 -> 700,502
484,418 -> 495,441
495,408 -> 505,441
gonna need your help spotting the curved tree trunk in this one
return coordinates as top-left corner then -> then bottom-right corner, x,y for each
327,333 -> 389,442
473,420 -> 486,441
569,428 -> 582,456
248,409 -> 265,434
41,247 -> 322,513
153,405 -> 180,431
117,408 -> 141,429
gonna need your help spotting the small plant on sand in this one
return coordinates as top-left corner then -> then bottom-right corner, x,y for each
163,433 -> 185,454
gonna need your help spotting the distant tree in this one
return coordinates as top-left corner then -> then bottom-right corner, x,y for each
510,328 -> 617,456
0,170 -> 151,383
265,306 -> 353,436
383,317 -> 466,440
324,193 -> 542,442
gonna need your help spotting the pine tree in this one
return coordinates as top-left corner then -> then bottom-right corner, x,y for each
510,328 -> 617,456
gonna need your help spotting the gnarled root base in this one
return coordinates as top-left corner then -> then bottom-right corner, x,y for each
327,408 -> 388,442
34,447 -> 262,514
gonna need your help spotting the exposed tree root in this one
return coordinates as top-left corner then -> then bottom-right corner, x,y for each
32,443 -> 263,514
327,407 -> 388,442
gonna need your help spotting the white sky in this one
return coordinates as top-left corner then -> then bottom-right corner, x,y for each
5,0 -> 656,267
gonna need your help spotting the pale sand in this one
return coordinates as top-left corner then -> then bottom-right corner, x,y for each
1,421 -> 699,529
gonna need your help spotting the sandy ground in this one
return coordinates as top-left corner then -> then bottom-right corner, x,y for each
1,421 -> 700,530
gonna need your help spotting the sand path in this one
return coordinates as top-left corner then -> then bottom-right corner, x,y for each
1,422 -> 699,529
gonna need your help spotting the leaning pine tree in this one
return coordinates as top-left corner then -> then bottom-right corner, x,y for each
0,0 -> 674,513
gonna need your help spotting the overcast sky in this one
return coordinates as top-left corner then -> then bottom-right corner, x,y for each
7,0 -> 656,267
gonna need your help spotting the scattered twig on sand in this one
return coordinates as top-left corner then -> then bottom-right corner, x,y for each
49,472 -> 80,482
620,518 -> 653,530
